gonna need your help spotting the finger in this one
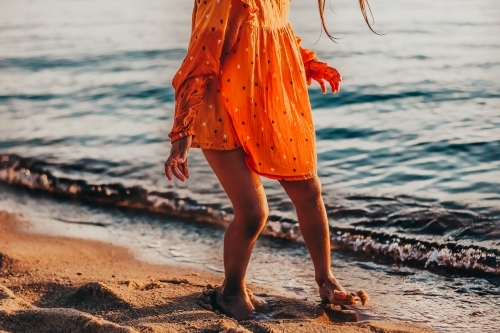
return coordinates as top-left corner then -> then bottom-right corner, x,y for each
318,79 -> 327,94
325,66 -> 340,76
325,67 -> 342,83
166,144 -> 181,174
177,140 -> 190,178
177,142 -> 189,164
179,160 -> 189,179
164,163 -> 173,181
172,165 -> 185,181
183,158 -> 189,179
324,73 -> 338,85
328,79 -> 336,94
325,74 -> 339,93
168,153 -> 180,170
331,78 -> 340,93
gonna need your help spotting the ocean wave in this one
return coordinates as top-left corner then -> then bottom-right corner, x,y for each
309,87 -> 500,109
0,83 -> 174,103
0,49 -> 186,71
1,153 -> 499,277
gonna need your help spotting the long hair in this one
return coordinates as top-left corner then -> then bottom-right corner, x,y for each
318,0 -> 378,41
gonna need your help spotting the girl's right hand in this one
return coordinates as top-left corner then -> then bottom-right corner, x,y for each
164,135 -> 192,181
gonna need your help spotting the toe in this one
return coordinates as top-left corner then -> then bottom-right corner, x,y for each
335,292 -> 358,306
323,289 -> 358,306
333,290 -> 347,300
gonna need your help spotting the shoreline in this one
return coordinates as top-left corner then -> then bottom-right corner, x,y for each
0,210 -> 434,332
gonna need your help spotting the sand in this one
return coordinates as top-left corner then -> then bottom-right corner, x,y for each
0,210 -> 434,333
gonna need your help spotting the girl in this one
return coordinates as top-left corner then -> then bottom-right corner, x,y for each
165,0 -> 373,320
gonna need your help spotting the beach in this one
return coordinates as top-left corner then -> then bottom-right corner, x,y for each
0,210 -> 434,333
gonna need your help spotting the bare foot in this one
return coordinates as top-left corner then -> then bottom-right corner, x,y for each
318,274 -> 357,306
215,286 -> 255,320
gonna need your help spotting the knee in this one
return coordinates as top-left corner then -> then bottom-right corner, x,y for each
301,176 -> 321,202
291,176 -> 323,207
234,203 -> 269,236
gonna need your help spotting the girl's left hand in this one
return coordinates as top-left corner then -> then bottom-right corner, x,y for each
305,60 -> 342,94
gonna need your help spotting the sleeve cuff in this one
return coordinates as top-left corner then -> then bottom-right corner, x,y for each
301,51 -> 318,64
168,130 -> 196,144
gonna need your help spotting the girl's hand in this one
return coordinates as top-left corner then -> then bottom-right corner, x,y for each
305,60 -> 342,94
165,135 -> 192,181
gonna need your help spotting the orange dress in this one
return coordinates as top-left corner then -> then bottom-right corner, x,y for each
169,0 -> 318,180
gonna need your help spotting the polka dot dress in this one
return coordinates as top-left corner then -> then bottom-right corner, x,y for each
170,0 -> 319,180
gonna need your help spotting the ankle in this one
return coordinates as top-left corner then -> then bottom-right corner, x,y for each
315,270 -> 335,286
221,282 -> 247,296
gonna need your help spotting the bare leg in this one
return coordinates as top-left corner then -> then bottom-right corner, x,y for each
202,148 -> 269,319
279,176 -> 351,305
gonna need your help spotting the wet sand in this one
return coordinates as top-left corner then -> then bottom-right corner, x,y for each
0,211 -> 433,333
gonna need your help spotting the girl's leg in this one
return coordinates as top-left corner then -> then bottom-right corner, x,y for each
279,176 -> 350,304
202,148 -> 269,319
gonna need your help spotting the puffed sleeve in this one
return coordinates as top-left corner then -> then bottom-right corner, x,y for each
295,36 -> 318,64
295,36 -> 319,83
169,0 -> 239,143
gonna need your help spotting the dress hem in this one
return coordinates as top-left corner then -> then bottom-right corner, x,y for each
191,142 -> 242,151
245,162 -> 317,182
192,144 -> 316,181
